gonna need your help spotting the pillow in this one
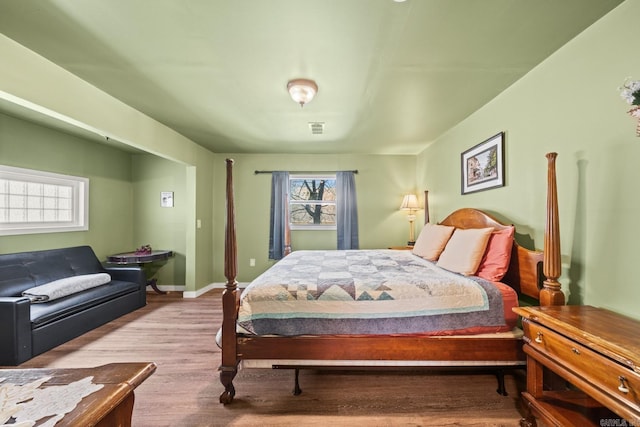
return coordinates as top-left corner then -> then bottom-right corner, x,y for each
411,223 -> 455,261
22,273 -> 112,303
436,227 -> 494,275
476,226 -> 515,282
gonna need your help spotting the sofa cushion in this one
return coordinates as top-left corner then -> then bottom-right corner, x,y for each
0,264 -> 37,297
29,280 -> 140,328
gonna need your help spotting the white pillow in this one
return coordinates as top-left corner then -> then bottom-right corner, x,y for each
436,227 -> 494,275
22,273 -> 112,303
411,223 -> 455,261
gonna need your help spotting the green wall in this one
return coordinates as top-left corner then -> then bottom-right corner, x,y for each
0,112 -> 134,258
0,113 -> 193,289
132,155 -> 187,287
418,0 -> 640,320
212,153 -> 418,283
0,33 -> 217,292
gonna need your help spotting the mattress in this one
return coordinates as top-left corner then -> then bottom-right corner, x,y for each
237,250 -> 518,336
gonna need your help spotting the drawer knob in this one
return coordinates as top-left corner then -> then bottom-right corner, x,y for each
618,376 -> 630,394
535,332 -> 543,344
571,347 -> 581,355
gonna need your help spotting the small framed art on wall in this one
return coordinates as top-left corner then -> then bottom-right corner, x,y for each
461,132 -> 505,195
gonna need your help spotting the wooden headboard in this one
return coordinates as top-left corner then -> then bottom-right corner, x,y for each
421,153 -> 564,305
439,207 -> 543,301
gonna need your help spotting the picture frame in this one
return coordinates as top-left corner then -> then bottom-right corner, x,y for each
461,132 -> 505,195
160,191 -> 174,207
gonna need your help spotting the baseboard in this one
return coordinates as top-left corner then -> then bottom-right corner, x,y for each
152,285 -> 186,293
155,282 -> 249,299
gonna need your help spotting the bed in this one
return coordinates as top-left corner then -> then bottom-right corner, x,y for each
218,153 -> 565,404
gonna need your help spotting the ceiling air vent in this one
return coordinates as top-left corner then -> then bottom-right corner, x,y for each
308,122 -> 325,135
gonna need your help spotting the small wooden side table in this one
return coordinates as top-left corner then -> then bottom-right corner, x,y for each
388,246 -> 414,250
0,362 -> 156,427
106,250 -> 174,294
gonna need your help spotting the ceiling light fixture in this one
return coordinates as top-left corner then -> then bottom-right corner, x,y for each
287,79 -> 318,107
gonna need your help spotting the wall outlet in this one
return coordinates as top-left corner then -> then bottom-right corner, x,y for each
249,258 -> 256,267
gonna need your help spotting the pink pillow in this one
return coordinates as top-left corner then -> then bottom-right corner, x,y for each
476,226 -> 515,281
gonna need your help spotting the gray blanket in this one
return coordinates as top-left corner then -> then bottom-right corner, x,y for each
22,273 -> 112,303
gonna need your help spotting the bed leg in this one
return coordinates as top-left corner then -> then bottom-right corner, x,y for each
219,367 -> 237,404
495,369 -> 507,396
292,368 -> 302,396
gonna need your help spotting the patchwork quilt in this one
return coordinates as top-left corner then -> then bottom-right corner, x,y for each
238,250 -> 509,336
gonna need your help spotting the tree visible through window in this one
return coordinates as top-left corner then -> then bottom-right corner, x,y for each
289,175 -> 336,229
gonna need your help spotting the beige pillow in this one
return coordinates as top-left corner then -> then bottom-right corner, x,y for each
411,223 -> 455,261
436,227 -> 494,275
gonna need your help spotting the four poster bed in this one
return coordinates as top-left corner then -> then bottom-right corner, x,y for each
218,153 -> 565,404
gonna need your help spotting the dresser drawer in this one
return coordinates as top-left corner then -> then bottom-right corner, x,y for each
523,318 -> 640,412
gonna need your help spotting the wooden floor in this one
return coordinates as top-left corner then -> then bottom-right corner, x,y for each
20,289 -> 528,426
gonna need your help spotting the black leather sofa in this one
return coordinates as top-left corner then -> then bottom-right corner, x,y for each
0,246 -> 146,365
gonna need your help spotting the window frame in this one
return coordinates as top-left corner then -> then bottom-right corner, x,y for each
0,165 -> 89,236
288,174 -> 337,231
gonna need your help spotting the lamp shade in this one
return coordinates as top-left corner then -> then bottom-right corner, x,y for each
287,78 -> 318,107
399,194 -> 420,211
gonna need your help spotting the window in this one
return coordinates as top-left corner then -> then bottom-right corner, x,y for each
289,175 -> 336,230
0,165 -> 89,236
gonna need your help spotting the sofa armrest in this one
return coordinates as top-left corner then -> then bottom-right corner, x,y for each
102,265 -> 146,287
0,297 -> 32,365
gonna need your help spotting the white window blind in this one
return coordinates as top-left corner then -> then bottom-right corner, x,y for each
0,165 -> 89,235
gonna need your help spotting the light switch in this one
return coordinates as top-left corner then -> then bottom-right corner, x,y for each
196,219 -> 202,229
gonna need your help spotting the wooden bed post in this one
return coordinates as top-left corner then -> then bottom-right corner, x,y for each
284,191 -> 292,256
424,190 -> 430,224
540,153 -> 565,306
219,158 -> 239,404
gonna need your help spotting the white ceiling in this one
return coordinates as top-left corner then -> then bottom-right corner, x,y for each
0,0 -> 624,155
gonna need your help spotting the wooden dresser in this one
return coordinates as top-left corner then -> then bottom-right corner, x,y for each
513,305 -> 640,426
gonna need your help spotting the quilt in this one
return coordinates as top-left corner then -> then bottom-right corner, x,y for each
238,250 -> 509,336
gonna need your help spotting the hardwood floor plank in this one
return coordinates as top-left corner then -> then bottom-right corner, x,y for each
19,290 -> 527,426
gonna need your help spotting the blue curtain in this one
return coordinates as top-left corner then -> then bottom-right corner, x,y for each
268,171 -> 289,260
336,171 -> 359,250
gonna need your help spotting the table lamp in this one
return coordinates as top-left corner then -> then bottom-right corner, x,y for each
400,194 -> 420,246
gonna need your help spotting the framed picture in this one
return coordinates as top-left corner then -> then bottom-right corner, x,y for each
461,132 -> 505,195
160,191 -> 174,207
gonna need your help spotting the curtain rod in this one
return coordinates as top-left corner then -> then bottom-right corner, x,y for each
254,170 -> 358,174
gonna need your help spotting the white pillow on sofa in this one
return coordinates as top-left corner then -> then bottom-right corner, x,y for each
22,273 -> 112,303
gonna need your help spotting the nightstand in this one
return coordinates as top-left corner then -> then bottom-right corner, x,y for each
513,305 -> 640,426
388,246 -> 414,250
